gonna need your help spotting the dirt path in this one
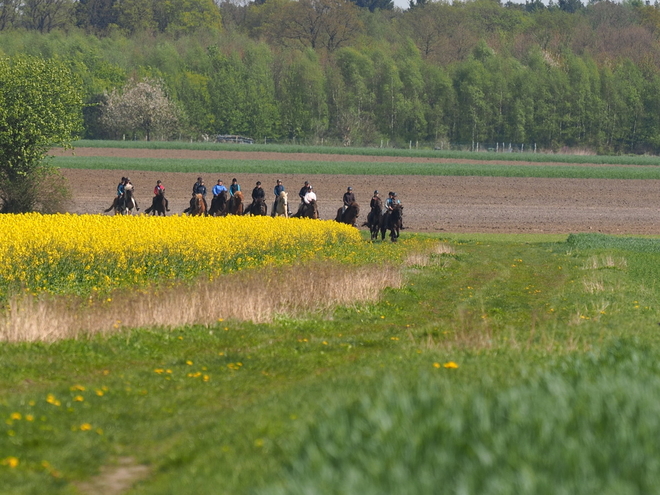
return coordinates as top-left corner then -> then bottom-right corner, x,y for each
58,148 -> 660,235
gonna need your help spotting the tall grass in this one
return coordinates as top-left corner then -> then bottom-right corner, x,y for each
54,155 -> 660,179
0,262 -> 401,343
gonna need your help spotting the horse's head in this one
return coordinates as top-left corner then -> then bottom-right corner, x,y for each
235,191 -> 243,202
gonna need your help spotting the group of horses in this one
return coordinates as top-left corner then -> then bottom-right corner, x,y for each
335,197 -> 402,242
107,187 -> 402,241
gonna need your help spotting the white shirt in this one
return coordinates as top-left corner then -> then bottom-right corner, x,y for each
303,191 -> 317,204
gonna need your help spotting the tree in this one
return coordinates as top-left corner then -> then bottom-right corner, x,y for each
0,56 -> 83,213
21,0 -> 74,33
100,77 -> 182,141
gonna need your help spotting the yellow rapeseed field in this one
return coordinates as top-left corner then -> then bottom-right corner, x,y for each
0,213 -> 362,299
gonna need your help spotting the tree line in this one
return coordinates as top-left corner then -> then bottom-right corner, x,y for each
2,0 -> 660,152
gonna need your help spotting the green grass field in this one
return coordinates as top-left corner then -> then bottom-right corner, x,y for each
70,139 -> 660,167
3,233 -> 660,493
53,155 -> 660,180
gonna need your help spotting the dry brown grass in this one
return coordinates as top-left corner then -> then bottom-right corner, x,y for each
0,263 -> 401,343
404,242 -> 455,268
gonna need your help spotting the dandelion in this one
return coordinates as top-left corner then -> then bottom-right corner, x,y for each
2,457 -> 19,468
433,362 -> 441,368
79,423 -> 93,431
25,415 -> 34,422
444,361 -> 459,369
186,360 -> 193,366
9,412 -> 21,421
73,395 -> 84,402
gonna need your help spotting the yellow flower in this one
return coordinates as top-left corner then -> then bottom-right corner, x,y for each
2,457 -> 19,468
444,361 -> 459,369
79,423 -> 93,431
9,412 -> 21,421
73,395 -> 84,402
433,362 -> 441,368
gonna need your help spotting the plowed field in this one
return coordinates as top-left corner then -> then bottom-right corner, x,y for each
56,147 -> 660,235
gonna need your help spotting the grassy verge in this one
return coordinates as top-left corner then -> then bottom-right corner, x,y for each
2,233 -> 660,493
54,155 -> 660,179
70,140 -> 660,167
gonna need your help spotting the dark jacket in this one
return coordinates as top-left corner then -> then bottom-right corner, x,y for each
343,192 -> 355,206
252,186 -> 265,201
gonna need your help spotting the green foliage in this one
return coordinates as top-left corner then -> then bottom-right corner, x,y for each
0,56 -> 82,213
3,233 -> 660,492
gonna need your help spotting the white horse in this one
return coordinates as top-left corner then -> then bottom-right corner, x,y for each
274,191 -> 288,217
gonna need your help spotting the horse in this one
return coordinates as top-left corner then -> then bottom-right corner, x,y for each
209,190 -> 229,216
227,191 -> 244,215
380,204 -> 403,242
363,197 -> 383,240
273,191 -> 288,217
104,185 -> 137,215
336,201 -> 360,227
292,199 -> 319,219
144,190 -> 167,216
245,197 -> 267,216
189,193 -> 207,216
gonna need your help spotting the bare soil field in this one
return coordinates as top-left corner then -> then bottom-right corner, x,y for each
57,147 -> 660,235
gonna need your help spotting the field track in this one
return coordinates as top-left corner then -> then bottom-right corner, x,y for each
56,147 -> 660,235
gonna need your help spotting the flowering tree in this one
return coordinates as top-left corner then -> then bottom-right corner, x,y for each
101,77 -> 182,141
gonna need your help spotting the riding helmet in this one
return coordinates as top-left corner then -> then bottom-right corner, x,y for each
256,181 -> 261,186
374,190 -> 379,194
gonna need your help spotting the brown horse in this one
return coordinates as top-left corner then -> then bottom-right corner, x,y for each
363,197 -> 383,240
189,193 -> 207,216
209,190 -> 229,216
144,190 -> 167,216
227,191 -> 244,215
336,201 -> 360,227
245,197 -> 267,216
293,199 -> 319,219
380,204 -> 403,242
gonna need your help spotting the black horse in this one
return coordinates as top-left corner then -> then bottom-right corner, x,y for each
380,204 -> 403,242
363,197 -> 382,240
336,201 -> 360,227
245,197 -> 267,216
209,190 -> 229,216
144,190 -> 167,216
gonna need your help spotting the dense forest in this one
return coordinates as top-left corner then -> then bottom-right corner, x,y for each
3,0 -> 660,152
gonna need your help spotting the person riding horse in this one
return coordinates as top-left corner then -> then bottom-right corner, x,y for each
342,186 -> 355,214
385,191 -> 405,229
105,177 -> 139,213
272,179 -> 289,217
209,179 -> 229,216
185,177 -> 208,214
144,179 -> 169,215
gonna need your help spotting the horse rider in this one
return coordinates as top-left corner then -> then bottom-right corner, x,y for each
370,190 -> 381,209
342,186 -> 355,213
124,177 -> 139,210
187,176 -> 208,213
385,191 -> 404,229
272,179 -> 288,217
109,176 -> 127,210
152,179 -> 169,211
213,179 -> 227,198
229,178 -> 241,196
298,181 -> 310,204
296,184 -> 316,216
251,181 -> 265,210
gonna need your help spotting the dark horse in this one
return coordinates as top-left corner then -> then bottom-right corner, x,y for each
336,201 -> 360,227
380,204 -> 403,242
104,186 -> 137,215
189,193 -> 207,216
363,197 -> 383,240
209,190 -> 229,216
292,199 -> 319,219
245,197 -> 267,216
144,190 -> 167,216
227,191 -> 244,215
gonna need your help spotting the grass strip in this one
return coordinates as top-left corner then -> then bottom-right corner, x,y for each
54,155 -> 660,180
70,140 -> 660,167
